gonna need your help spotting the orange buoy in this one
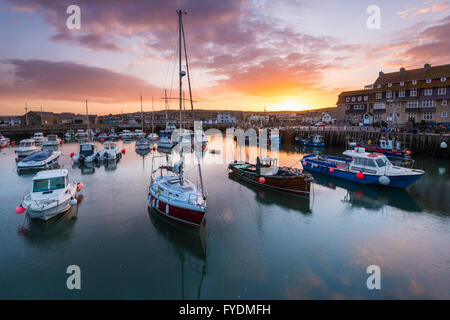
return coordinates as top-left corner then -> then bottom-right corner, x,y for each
121,149 -> 125,154
70,152 -> 75,157
329,168 -> 335,173
356,172 -> 364,180
259,177 -> 266,183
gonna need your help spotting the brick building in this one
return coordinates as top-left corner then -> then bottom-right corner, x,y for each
336,63 -> 450,125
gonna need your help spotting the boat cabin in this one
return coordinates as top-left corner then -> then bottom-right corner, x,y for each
343,149 -> 391,173
257,157 -> 279,175
79,143 -> 96,156
19,139 -> 36,148
33,132 -> 44,140
379,139 -> 403,151
312,135 -> 324,144
32,169 -> 68,193
103,141 -> 117,150
47,135 -> 58,141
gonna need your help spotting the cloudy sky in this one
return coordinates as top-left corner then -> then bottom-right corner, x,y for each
0,0 -> 449,115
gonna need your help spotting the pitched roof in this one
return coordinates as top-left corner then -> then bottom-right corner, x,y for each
374,64 -> 450,84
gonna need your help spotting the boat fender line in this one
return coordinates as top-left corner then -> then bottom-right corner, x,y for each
166,204 -> 169,214
378,175 -> 390,186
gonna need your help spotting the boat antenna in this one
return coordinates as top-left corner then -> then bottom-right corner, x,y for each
85,99 -> 90,132
140,94 -> 144,132
180,9 -> 205,198
177,9 -> 186,185
152,96 -> 155,134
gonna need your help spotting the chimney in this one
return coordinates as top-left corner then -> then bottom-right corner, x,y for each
424,63 -> 431,71
379,71 -> 384,77
400,67 -> 406,73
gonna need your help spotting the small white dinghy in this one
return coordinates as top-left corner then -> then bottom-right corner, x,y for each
20,169 -> 81,221
17,149 -> 61,174
15,139 -> 40,157
99,141 -> 122,161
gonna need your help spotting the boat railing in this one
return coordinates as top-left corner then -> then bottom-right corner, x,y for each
24,193 -> 59,209
387,156 -> 416,168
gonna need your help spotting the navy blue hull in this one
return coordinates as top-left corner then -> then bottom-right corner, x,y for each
303,155 -> 423,188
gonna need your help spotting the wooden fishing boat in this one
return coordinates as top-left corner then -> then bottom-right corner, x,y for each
228,157 -> 312,196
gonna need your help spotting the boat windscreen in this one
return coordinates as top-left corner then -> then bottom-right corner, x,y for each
33,179 -> 49,192
80,144 -> 94,156
50,177 -> 66,190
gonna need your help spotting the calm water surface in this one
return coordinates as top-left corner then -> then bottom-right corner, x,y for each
0,138 -> 449,299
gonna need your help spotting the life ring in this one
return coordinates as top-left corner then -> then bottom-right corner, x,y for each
368,153 -> 383,157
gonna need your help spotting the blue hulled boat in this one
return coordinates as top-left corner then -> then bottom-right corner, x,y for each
302,148 -> 424,188
296,134 -> 325,148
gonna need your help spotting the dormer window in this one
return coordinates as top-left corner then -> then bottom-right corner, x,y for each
358,96 -> 362,101
441,77 -> 447,82
412,80 -> 417,85
388,83 -> 392,87
426,78 -> 432,84
351,97 -> 356,102
377,84 -> 381,88
400,81 -> 404,86
364,96 -> 368,101
345,97 -> 350,102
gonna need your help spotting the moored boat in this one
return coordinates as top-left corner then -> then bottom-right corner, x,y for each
75,129 -> 86,140
0,134 -> 10,148
228,157 -> 312,196
65,130 -> 75,141
42,134 -> 61,147
15,139 -> 40,157
72,142 -> 99,164
302,148 -> 424,188
349,138 -> 412,159
20,169 -> 80,221
17,149 -> 61,174
136,137 -> 151,150
33,132 -> 45,145
296,134 -> 325,148
98,141 -> 122,161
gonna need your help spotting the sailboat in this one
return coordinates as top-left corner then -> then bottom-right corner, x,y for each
158,90 -> 176,149
148,97 -> 159,142
148,10 -> 207,227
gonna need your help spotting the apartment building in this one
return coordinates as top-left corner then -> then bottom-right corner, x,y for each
336,63 -> 450,125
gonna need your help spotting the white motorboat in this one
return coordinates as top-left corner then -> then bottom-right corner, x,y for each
17,149 -> 61,174
134,129 -> 145,139
147,133 -> 159,142
136,137 -> 151,150
120,130 -> 133,140
0,134 -> 10,148
65,130 -> 75,141
86,128 -> 95,139
158,136 -> 174,149
72,142 -> 99,164
15,139 -> 40,157
99,141 -> 122,161
33,132 -> 45,145
75,129 -> 86,140
21,169 -> 79,221
42,134 -> 61,147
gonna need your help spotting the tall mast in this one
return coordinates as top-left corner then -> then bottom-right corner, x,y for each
40,105 -> 43,125
85,99 -> 89,131
152,96 -> 155,134
177,9 -> 185,185
164,89 -> 168,127
140,94 -> 144,132
25,103 -> 28,126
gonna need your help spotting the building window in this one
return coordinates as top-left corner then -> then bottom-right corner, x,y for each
442,100 -> 448,106
345,97 -> 350,102
399,90 -> 405,97
441,77 -> 446,82
377,84 -> 381,88
364,95 -> 368,101
438,87 -> 446,95
412,80 -> 417,85
400,81 -> 404,86
358,96 -> 362,101
407,113 -> 416,121
376,92 -> 382,99
346,105 -> 350,110
424,88 -> 433,96
354,105 -> 365,110
386,91 -> 392,99
374,114 -> 383,121
388,83 -> 392,87
351,97 -> 356,102
406,101 -> 419,108
442,112 -> 448,118
426,78 -> 432,84
422,100 -> 434,108
374,103 -> 385,109
423,112 -> 433,120
410,89 -> 417,97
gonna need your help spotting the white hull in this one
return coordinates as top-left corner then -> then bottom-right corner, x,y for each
27,198 -> 72,221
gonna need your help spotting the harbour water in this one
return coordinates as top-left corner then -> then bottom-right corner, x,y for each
0,138 -> 449,299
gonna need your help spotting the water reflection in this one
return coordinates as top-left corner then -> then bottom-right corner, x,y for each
18,206 -> 78,243
148,208 -> 207,299
310,172 -> 421,212
228,173 -> 311,214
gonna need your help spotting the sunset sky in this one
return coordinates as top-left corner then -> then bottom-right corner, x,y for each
0,0 -> 449,115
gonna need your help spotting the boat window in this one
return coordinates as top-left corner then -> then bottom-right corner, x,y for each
376,158 -> 386,167
33,179 -> 49,192
363,158 -> 377,167
50,177 -> 66,190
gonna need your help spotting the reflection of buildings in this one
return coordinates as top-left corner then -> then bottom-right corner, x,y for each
148,209 -> 207,299
228,173 -> 311,214
310,172 -> 421,212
